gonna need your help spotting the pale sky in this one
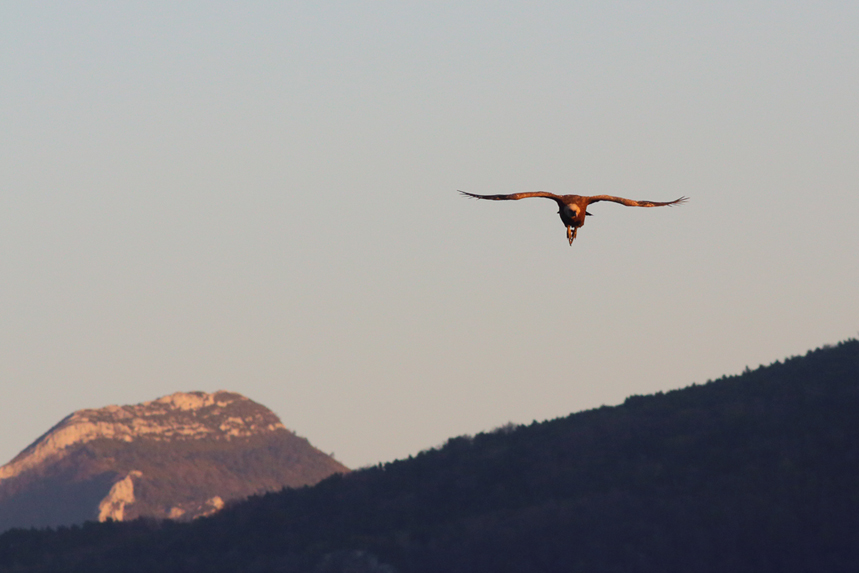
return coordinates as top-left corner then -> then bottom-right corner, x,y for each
1,2 -> 857,470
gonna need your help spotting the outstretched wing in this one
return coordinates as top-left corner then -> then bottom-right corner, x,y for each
458,190 -> 563,201
585,195 -> 688,207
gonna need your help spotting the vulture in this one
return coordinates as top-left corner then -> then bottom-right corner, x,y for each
459,190 -> 687,245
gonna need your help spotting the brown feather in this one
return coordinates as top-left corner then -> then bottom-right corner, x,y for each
458,190 -> 563,202
585,195 -> 688,207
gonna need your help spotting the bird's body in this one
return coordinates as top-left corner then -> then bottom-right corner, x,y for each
459,190 -> 687,245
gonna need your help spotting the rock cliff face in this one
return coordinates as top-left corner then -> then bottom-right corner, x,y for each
0,391 -> 348,532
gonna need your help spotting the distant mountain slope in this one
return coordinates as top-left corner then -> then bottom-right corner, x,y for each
0,391 -> 347,532
1,340 -> 857,572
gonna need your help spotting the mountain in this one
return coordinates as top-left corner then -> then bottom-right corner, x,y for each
0,391 -> 347,532
1,340 -> 858,572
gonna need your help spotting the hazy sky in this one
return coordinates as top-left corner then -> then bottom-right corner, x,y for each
2,2 -> 857,469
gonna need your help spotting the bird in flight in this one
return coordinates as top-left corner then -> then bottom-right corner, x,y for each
459,190 -> 688,245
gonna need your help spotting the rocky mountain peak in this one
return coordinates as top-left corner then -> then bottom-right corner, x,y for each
0,390 -> 347,532
1,391 -> 286,481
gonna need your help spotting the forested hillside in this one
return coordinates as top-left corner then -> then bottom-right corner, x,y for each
2,340 -> 858,572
